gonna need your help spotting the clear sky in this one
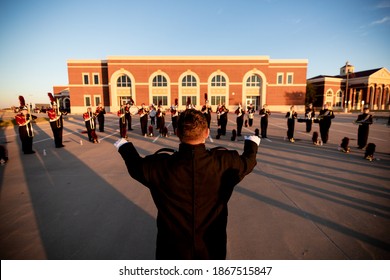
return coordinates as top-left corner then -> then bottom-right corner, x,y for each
1,0 -> 389,108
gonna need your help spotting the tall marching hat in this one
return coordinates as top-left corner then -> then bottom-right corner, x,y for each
48,92 -> 57,106
18,95 -> 27,110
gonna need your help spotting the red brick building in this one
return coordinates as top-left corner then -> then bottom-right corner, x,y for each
56,56 -> 308,114
307,63 -> 390,111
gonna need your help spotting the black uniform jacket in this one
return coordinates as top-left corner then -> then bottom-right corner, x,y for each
118,140 -> 258,259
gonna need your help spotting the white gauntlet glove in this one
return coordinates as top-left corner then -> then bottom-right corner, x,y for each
244,135 -> 261,146
114,138 -> 128,150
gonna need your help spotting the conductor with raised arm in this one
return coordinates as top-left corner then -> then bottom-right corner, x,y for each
115,109 -> 259,259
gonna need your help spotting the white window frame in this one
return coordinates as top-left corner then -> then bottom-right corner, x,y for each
277,73 -> 284,85
94,95 -> 101,106
84,95 -> 92,107
286,73 -> 294,84
93,73 -> 100,85
83,73 -> 90,85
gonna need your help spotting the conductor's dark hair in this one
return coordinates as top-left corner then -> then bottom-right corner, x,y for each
176,109 -> 208,143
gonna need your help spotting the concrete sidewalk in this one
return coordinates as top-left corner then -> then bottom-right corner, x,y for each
0,112 -> 389,259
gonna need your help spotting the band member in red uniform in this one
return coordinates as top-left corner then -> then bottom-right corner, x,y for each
285,105 -> 298,142
47,93 -> 66,148
235,104 -> 245,136
139,103 -> 149,136
83,107 -> 98,143
117,104 -> 127,138
318,104 -> 335,144
15,96 -> 37,154
355,105 -> 373,149
201,93 -> 212,128
259,104 -> 270,138
95,103 -> 106,132
114,108 -> 259,259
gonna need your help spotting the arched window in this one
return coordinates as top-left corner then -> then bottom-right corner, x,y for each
117,75 -> 131,87
246,75 -> 261,87
211,75 -> 226,87
152,75 -> 168,87
182,75 -> 197,87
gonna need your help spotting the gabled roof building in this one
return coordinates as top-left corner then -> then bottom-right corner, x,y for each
307,63 -> 390,111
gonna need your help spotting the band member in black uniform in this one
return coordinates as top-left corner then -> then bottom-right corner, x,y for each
83,107 -> 98,143
201,93 -> 212,128
259,104 -> 270,138
95,103 -> 106,132
15,96 -> 37,154
170,99 -> 179,135
305,103 -> 315,133
139,103 -> 149,137
285,105 -> 298,142
318,104 -> 335,144
117,104 -> 127,138
125,102 -> 133,131
218,103 -> 229,136
247,103 -> 255,127
235,104 -> 245,136
156,102 -> 166,135
355,105 -> 373,149
47,92 -> 66,148
114,108 -> 260,259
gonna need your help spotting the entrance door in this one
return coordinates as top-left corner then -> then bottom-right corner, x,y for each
246,96 -> 260,110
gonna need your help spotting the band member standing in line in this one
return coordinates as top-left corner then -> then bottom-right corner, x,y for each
139,103 -> 149,137
170,99 -> 179,135
114,109 -> 260,259
47,93 -> 66,148
125,103 -> 133,131
117,104 -> 127,138
83,107 -> 98,143
235,104 -> 245,137
355,105 -> 373,149
156,102 -> 166,135
318,104 -> 335,144
149,105 -> 156,126
15,96 -> 37,154
247,103 -> 255,127
259,104 -> 270,138
305,103 -> 315,133
95,103 -> 106,132
201,93 -> 212,128
285,105 -> 298,143
219,103 -> 229,136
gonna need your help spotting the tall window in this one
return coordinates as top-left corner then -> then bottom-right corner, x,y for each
182,75 -> 197,87
335,91 -> 342,107
246,75 -> 261,87
287,73 -> 293,84
84,95 -> 91,106
211,75 -> 226,87
94,96 -> 101,106
277,73 -> 283,84
117,75 -> 131,87
93,74 -> 99,85
83,74 -> 89,85
152,75 -> 168,87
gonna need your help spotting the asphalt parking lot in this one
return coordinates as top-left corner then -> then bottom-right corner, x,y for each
0,111 -> 389,260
